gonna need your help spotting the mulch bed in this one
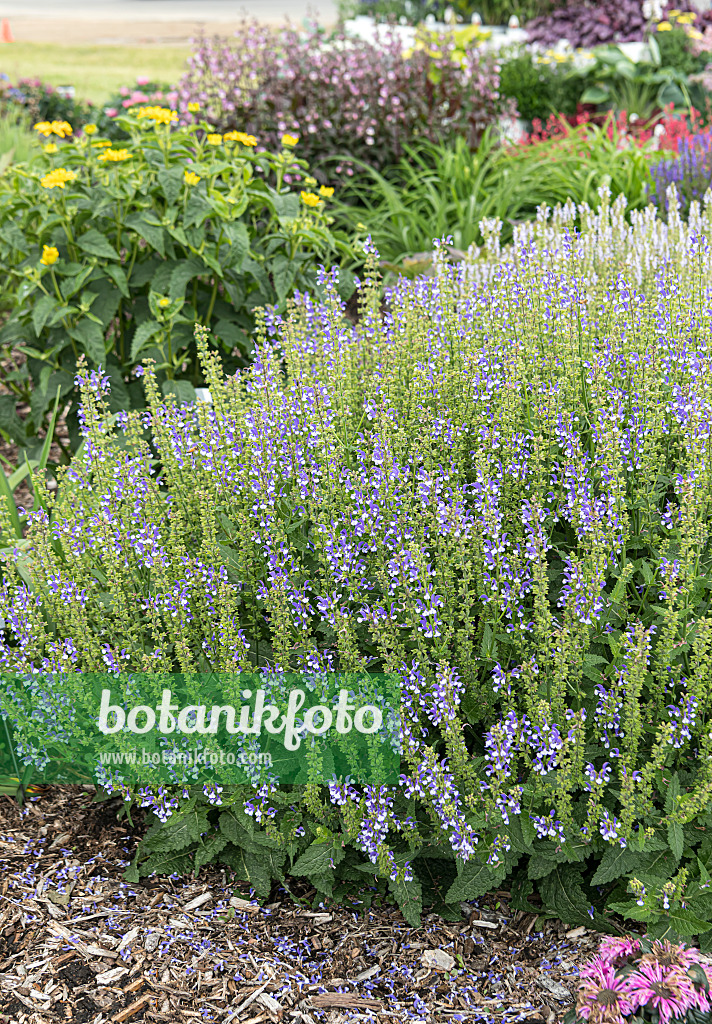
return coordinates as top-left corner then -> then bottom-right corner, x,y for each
0,787 -> 599,1024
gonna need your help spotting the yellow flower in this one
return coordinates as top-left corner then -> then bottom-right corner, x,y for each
300,191 -> 322,208
206,133 -> 223,146
158,298 -> 170,308
223,131 -> 257,146
282,133 -> 299,147
44,143 -> 58,154
83,123 -> 98,135
668,8 -> 681,16
689,27 -> 704,38
40,167 -> 78,190
656,21 -> 672,30
97,148 -> 131,162
33,119 -> 72,138
304,175 -> 317,186
92,140 -> 113,148
319,185 -> 334,198
184,170 -> 201,185
135,106 -> 178,125
39,245 -> 59,266
187,102 -> 200,113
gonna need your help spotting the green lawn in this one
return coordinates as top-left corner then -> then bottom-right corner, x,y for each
0,44 -> 192,104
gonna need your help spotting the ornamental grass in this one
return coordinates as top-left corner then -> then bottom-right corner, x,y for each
4,186 -> 712,930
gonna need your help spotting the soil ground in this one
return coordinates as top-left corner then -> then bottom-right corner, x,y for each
0,787 -> 598,1024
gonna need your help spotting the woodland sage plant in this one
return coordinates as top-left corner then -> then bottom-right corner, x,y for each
5,186 -> 712,933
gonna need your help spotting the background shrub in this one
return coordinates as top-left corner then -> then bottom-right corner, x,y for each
0,108 -> 353,452
176,20 -> 515,181
525,0 -> 706,49
332,117 -> 657,265
340,0 -> 555,25
498,49 -> 581,123
6,193 -> 712,938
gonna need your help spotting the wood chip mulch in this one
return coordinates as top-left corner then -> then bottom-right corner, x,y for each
0,787 -> 600,1024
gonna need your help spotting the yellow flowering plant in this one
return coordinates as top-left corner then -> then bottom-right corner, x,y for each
0,106 -> 354,452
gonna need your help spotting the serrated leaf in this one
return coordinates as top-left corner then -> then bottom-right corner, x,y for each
168,258 -> 206,301
161,379 -> 196,406
668,820 -> 684,863
0,396 -> 25,444
194,833 -> 228,872
130,320 -> 163,361
218,808 -> 283,851
183,193 -> 211,229
389,875 -> 423,927
157,166 -> 185,208
538,865 -> 593,928
223,221 -> 250,270
665,772 -> 681,815
591,846 -> 648,886
527,854 -> 557,881
220,844 -> 284,901
69,319 -> 106,365
143,807 -> 210,853
445,859 -> 501,902
126,214 -> 166,257
78,228 -> 119,260
291,840 -> 345,877
32,293 -> 56,337
104,263 -> 130,298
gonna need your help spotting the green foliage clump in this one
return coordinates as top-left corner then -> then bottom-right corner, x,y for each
0,107 -> 352,452
333,121 -> 656,266
7,191 -> 712,938
498,50 -> 581,124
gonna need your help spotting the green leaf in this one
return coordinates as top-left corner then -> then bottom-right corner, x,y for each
168,258 -> 206,301
69,320 -> 106,365
218,807 -> 283,851
0,396 -> 25,445
580,85 -> 610,105
157,166 -> 185,208
271,255 -> 297,306
591,846 -> 648,886
161,379 -> 196,406
538,865 -> 593,928
223,221 -> 250,270
527,854 -> 557,881
272,192 -> 300,223
77,228 -> 119,260
87,286 -> 121,328
668,820 -> 684,863
184,193 -> 212,229
665,772 -> 681,815
138,848 -> 196,878
221,847 -> 283,901
143,806 -> 210,853
104,264 -> 130,298
389,875 -> 423,927
655,907 -> 712,939
291,840 -> 345,877
126,214 -> 166,257
130,320 -> 163,361
446,859 -> 502,902
32,293 -> 56,337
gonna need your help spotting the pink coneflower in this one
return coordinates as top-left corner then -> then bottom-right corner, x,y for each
597,935 -> 641,967
642,938 -> 702,970
622,960 -> 699,1023
577,962 -> 633,1023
